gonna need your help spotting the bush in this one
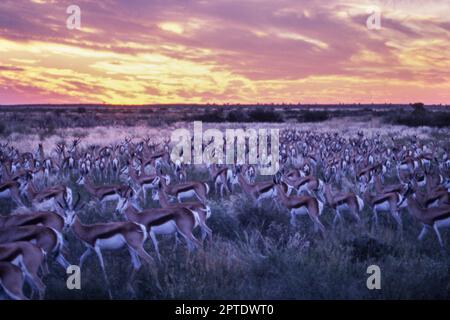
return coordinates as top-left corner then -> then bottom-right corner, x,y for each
138,108 -> 153,114
38,116 -> 57,139
53,108 -> 65,116
207,201 -> 241,241
383,103 -> 450,127
195,112 -> 226,122
344,236 -> 397,262
233,196 -> 289,238
388,110 -> 450,127
0,121 -> 6,135
226,110 -> 246,122
411,102 -> 425,112
301,110 -> 329,122
248,110 -> 283,122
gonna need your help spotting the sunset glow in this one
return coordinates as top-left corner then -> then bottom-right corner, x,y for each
0,0 -> 449,104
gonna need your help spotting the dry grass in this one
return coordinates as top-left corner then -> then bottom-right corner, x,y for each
21,193 -> 449,300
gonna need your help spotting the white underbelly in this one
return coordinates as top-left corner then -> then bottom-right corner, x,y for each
435,217 -> 450,229
34,198 -> 56,211
258,188 -> 275,200
95,234 -> 126,250
375,201 -> 390,212
152,221 -> 177,235
0,189 -> 11,198
297,184 -> 308,194
101,194 -> 120,203
10,254 -> 24,269
337,203 -> 350,212
427,199 -> 439,208
178,190 -> 196,200
417,180 -> 426,187
143,184 -> 156,191
292,206 -> 308,216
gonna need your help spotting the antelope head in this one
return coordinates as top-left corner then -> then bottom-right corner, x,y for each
57,192 -> 83,231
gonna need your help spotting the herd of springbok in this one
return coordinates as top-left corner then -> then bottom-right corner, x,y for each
0,129 -> 449,299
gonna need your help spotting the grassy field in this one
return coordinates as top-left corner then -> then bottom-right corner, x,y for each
1,104 -> 450,299
17,191 -> 449,300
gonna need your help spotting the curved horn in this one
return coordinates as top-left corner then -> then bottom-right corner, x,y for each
63,191 -> 68,208
56,201 -> 65,209
74,192 -> 81,209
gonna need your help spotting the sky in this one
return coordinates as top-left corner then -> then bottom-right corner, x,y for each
0,0 -> 449,105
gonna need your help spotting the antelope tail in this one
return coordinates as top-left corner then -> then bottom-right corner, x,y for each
204,182 -> 210,195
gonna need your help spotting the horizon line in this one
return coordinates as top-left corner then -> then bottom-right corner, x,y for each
1,102 -> 450,108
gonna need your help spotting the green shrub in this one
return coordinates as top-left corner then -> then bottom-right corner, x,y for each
77,106 -> 87,113
194,112 -> 226,122
226,110 -> 246,122
248,109 -> 283,122
0,121 -> 6,135
388,110 -> 450,127
301,110 -> 330,122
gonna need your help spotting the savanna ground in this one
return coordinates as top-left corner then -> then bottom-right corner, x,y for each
1,104 -> 450,299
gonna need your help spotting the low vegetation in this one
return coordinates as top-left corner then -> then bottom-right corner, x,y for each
0,104 -> 448,139
386,103 -> 450,127
0,104 -> 449,299
15,191 -> 448,300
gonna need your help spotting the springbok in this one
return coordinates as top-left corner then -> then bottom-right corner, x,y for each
0,261 -> 28,300
362,186 -> 406,230
159,175 -> 209,204
237,172 -> 276,205
407,194 -> 450,247
282,174 -> 324,199
208,164 -> 231,198
0,210 -> 65,232
0,241 -> 46,299
415,187 -> 450,208
152,188 -> 212,243
413,175 -> 450,208
0,179 -> 25,207
63,208 -> 159,299
323,181 -> 363,226
374,172 -> 407,195
127,165 -> 160,202
274,183 -> 325,234
76,175 -> 130,212
25,178 -> 72,212
0,225 -> 70,270
117,197 -> 201,262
